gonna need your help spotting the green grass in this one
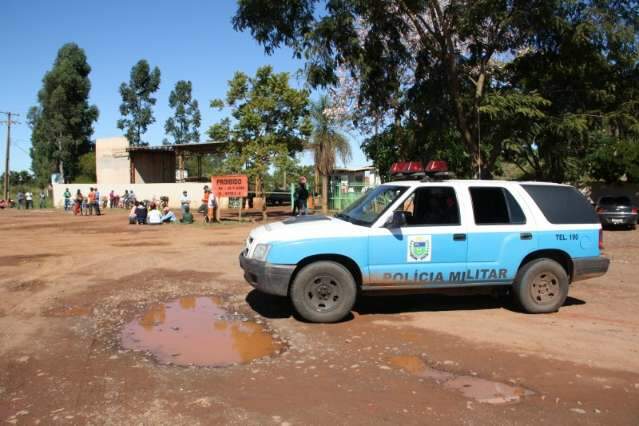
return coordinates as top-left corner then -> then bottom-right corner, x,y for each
4,185 -> 54,208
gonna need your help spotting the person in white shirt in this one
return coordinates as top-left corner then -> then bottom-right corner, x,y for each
180,190 -> 191,216
25,191 -> 33,209
207,190 -> 219,223
147,203 -> 163,225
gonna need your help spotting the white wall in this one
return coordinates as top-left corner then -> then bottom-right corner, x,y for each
52,183 -> 230,209
96,137 -> 130,184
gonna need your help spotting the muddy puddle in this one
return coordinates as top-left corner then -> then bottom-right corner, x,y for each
121,296 -> 282,367
389,355 -> 534,404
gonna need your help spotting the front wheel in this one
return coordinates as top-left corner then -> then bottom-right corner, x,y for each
513,258 -> 569,313
290,261 -> 357,323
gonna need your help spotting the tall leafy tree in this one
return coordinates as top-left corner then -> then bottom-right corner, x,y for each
234,1 -> 639,182
208,65 -> 312,219
233,0 -> 546,176
307,95 -> 351,214
505,0 -> 639,182
117,60 -> 161,146
164,80 -> 201,145
28,43 -> 98,185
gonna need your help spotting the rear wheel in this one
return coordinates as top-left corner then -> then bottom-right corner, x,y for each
290,261 -> 357,323
513,259 -> 569,313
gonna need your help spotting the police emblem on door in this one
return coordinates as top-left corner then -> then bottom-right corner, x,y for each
407,235 -> 432,262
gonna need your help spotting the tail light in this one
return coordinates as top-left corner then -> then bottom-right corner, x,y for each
596,207 -> 605,213
632,208 -> 638,214
599,229 -> 604,250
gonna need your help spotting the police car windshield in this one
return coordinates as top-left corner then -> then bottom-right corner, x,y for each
337,185 -> 407,226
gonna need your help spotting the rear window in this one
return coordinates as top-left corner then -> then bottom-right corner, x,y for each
522,184 -> 599,224
469,187 -> 526,225
599,196 -> 631,206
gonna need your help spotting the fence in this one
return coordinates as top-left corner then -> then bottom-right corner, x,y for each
328,182 -> 370,211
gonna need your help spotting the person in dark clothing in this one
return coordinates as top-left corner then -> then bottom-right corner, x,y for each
180,205 -> 194,224
293,176 -> 309,216
135,202 -> 148,225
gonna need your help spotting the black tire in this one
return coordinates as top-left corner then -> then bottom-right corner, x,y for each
290,261 -> 357,323
513,258 -> 569,314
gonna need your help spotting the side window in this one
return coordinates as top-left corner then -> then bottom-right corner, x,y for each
400,187 -> 460,226
470,187 -> 527,225
522,184 -> 599,224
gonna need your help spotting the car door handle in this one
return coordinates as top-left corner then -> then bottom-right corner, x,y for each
520,232 -> 533,240
453,233 -> 466,241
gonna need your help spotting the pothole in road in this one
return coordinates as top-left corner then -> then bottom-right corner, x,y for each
121,296 -> 283,367
388,355 -> 534,404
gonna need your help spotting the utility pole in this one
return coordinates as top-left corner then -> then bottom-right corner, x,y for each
1,111 -> 20,201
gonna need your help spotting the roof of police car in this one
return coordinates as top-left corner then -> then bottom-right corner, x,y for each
386,179 -> 568,187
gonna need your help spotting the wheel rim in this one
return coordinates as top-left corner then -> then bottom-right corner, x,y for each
303,274 -> 343,313
529,271 -> 560,305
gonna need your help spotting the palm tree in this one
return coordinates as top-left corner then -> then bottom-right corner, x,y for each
308,95 -> 352,214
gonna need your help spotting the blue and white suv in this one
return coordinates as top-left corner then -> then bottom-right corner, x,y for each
240,180 -> 609,322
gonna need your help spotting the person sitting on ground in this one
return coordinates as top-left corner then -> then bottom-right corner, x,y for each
129,201 -> 139,224
148,202 -> 162,225
135,201 -> 148,225
180,204 -> 194,224
161,207 -> 177,223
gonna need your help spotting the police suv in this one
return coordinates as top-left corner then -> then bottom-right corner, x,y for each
240,161 -> 609,323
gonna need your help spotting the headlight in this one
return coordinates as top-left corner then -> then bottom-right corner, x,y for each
252,244 -> 270,261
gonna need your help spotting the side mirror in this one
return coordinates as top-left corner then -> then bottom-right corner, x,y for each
386,210 -> 407,228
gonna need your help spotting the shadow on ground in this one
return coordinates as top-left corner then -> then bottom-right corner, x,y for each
246,289 -> 586,321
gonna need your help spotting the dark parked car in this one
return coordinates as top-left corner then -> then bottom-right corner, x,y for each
266,189 -> 291,206
596,196 -> 637,229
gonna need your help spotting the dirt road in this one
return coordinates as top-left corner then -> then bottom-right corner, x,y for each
1,209 -> 638,425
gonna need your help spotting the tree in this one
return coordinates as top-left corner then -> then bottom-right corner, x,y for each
164,80 -> 201,145
307,95 -> 351,214
504,0 -> 639,182
117,60 -> 161,146
0,170 -> 35,188
75,151 -> 97,183
208,66 -> 312,220
233,1 -> 639,182
28,43 -> 98,185
233,0 -> 547,176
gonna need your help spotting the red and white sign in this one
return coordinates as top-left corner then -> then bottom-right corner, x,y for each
211,175 -> 248,198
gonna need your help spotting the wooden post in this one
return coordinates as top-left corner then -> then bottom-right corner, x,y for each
238,198 -> 242,223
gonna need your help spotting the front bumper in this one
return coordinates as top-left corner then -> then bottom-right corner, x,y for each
572,256 -> 610,282
239,252 -> 295,297
598,213 -> 637,226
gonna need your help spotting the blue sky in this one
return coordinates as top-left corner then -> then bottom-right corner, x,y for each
1,0 -> 368,172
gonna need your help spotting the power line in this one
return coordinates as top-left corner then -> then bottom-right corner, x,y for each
1,111 -> 21,200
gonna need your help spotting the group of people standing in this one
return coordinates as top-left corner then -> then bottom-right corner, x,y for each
10,190 -> 48,209
66,187 -> 102,216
